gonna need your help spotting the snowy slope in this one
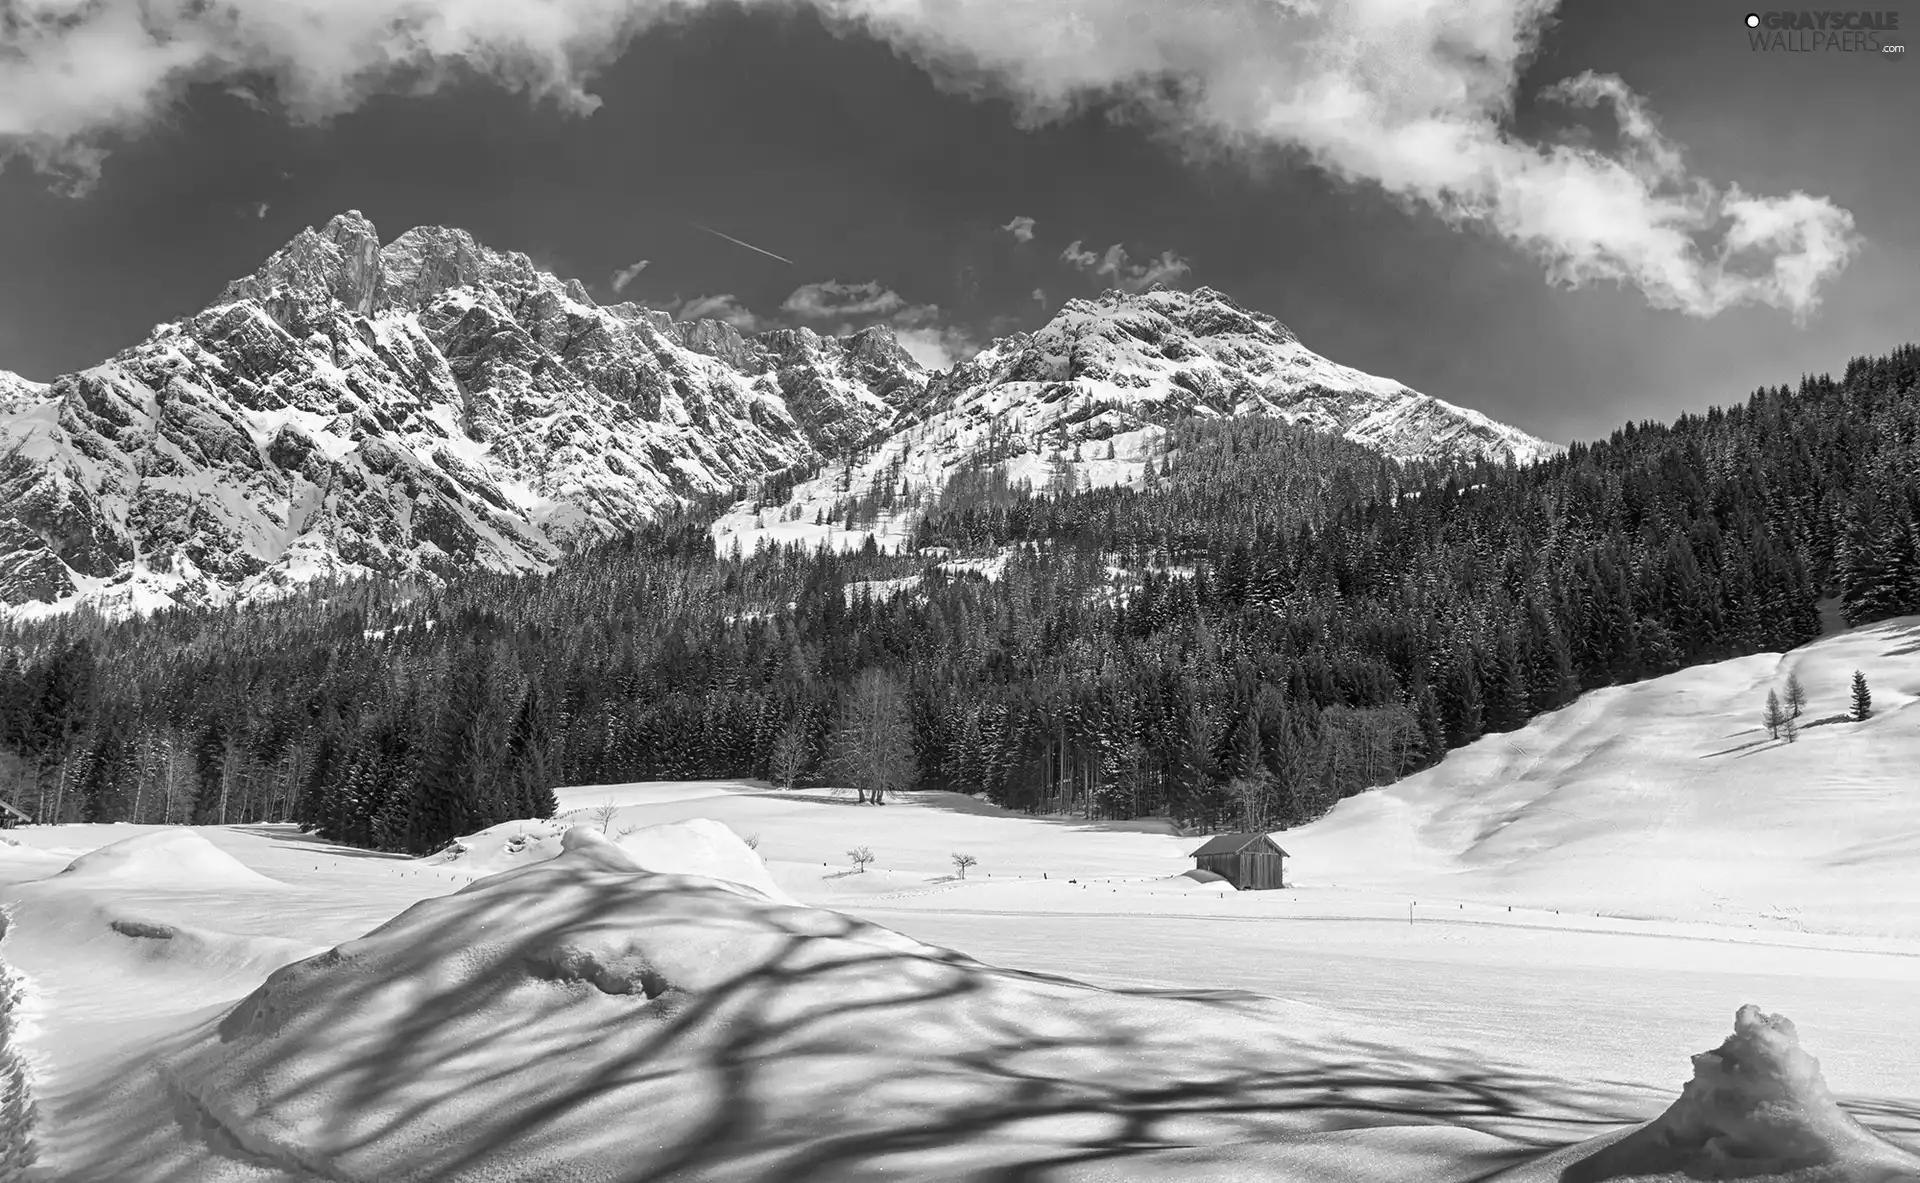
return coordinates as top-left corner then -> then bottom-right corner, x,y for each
712,285 -> 1558,556
1,798 -> 1914,1180
1278,614 -> 1920,940
5,615 -> 1920,1177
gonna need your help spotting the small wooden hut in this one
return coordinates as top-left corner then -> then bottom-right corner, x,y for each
1189,832 -> 1288,890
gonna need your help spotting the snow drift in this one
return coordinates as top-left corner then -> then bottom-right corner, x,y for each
55,831 -> 1670,1183
436,815 -> 798,905
56,831 -> 286,889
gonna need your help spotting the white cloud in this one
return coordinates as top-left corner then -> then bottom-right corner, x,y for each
1061,240 -> 1192,293
0,0 -> 1859,316
1031,287 -> 1047,308
610,258 -> 650,293
894,325 -> 979,371
772,278 -> 974,368
252,201 -> 270,219
671,294 -> 764,331
1001,215 -> 1036,243
780,279 -> 908,320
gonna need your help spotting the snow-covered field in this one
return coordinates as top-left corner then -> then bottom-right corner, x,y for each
3,619 -> 1919,1180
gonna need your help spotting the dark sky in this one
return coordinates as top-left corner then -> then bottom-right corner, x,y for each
0,0 -> 1913,445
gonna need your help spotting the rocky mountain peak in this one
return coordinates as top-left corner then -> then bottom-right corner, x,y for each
0,213 -> 1554,619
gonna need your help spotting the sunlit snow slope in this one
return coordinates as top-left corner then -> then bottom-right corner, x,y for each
1282,614 -> 1920,939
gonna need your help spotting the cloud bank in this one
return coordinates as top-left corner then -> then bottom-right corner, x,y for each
0,0 -> 1859,317
1001,215 -> 1036,243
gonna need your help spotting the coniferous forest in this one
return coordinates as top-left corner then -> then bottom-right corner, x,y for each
0,346 -> 1916,856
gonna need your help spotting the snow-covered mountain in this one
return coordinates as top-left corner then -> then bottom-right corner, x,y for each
711,285 -> 1558,556
0,212 -> 920,616
0,215 -> 1555,617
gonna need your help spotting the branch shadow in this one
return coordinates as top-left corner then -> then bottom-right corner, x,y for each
38,858 -> 1920,1183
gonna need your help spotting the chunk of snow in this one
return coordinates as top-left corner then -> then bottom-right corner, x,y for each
1503,1005 -> 1920,1182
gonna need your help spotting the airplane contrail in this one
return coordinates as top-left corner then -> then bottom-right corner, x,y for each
689,221 -> 794,265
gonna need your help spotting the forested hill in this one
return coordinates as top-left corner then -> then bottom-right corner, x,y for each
0,345 -> 1915,855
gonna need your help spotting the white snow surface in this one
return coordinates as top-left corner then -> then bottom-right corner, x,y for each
0,619 -> 1915,1179
56,829 -> 290,889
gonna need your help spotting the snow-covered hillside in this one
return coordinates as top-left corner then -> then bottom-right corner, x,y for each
711,285 -> 1558,556
1279,613 -> 1920,941
3,621 -> 1920,1179
1,783 -> 1915,1180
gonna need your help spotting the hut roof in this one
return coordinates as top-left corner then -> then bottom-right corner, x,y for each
0,801 -> 29,823
1189,833 -> 1288,858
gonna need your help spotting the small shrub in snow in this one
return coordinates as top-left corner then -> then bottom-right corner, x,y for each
743,833 -> 761,851
847,846 -> 874,873
592,801 -> 619,835
951,853 -> 977,879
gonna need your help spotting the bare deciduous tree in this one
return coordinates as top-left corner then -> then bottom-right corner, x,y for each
768,724 -> 809,790
848,845 -> 874,873
951,852 -> 977,878
825,669 -> 917,805
592,799 -> 619,834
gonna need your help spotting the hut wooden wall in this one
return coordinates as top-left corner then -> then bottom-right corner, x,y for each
1194,852 -> 1286,890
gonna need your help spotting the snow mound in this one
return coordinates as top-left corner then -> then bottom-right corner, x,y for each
436,816 -> 796,904
611,818 -> 799,905
72,838 -> 1497,1182
431,817 -> 573,874
1500,1005 -> 1920,1182
56,831 -> 286,888
3,888 -> 322,990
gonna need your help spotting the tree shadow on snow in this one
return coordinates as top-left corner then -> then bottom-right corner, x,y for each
899,791 -> 1186,838
225,825 -> 417,862
41,868 -> 1916,1183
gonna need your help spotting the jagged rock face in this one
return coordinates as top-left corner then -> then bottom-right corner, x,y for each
0,212 -> 921,614
914,286 -> 1556,466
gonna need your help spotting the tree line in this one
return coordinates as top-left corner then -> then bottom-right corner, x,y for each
0,344 -> 1914,854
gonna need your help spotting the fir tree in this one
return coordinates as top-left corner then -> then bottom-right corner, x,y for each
1851,670 -> 1872,721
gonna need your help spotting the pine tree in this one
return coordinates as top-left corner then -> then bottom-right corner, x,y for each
1763,689 -> 1785,740
1783,670 -> 1807,720
1850,670 -> 1872,721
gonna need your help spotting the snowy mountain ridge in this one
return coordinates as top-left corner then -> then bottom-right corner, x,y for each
710,284 -> 1558,556
0,213 -> 1555,617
